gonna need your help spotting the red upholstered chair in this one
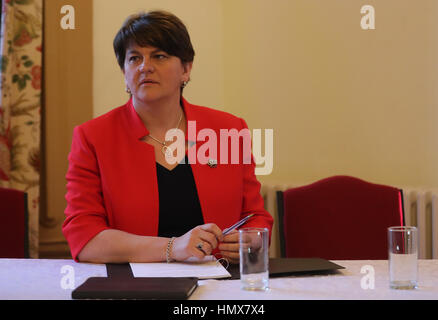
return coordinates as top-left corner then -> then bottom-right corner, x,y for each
0,187 -> 29,258
277,176 -> 405,260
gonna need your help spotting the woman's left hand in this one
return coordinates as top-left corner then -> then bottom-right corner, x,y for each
218,230 -> 240,264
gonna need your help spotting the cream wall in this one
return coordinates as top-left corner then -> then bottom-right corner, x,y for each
93,0 -> 438,189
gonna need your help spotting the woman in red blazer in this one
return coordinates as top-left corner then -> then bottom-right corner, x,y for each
62,10 -> 273,264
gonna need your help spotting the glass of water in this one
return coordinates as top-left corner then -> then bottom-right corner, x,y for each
239,228 -> 269,291
388,226 -> 418,289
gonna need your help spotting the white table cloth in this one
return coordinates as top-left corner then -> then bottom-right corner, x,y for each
0,259 -> 437,300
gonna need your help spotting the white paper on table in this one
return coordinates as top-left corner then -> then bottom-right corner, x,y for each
130,256 -> 231,279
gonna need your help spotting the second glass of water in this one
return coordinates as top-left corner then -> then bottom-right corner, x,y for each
388,226 -> 418,289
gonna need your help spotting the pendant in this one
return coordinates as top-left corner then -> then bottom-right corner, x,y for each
162,145 -> 173,158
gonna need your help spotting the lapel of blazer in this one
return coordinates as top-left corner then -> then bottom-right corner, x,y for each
122,99 -> 160,235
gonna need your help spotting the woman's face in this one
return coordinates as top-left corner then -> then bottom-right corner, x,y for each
123,43 -> 192,105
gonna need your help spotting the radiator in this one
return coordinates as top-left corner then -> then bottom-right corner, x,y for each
261,183 -> 438,259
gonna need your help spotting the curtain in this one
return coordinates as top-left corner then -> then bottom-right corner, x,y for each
0,0 -> 43,258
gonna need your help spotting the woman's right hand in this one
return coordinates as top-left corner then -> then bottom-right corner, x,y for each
170,223 -> 224,261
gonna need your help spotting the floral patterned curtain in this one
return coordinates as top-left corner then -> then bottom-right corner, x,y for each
0,0 -> 42,258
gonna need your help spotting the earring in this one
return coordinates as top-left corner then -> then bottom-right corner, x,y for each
181,80 -> 189,88
126,87 -> 131,94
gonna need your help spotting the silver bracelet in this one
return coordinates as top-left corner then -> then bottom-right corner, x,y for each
166,237 -> 176,263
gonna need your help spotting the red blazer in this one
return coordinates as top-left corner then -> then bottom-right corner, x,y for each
62,97 -> 273,261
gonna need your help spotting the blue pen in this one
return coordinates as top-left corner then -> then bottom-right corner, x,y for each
222,214 -> 255,235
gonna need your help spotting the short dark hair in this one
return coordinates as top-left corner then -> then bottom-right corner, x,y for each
113,10 -> 195,70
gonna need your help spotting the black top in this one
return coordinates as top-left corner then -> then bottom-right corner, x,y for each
157,156 -> 205,238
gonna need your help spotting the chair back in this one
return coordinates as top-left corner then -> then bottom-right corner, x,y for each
0,187 -> 29,258
277,176 -> 404,259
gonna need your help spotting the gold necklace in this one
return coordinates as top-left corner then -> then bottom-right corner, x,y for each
147,112 -> 183,158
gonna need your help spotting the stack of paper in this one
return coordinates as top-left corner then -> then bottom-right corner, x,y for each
130,256 -> 231,279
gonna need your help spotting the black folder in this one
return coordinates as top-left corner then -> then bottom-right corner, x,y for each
269,258 -> 345,277
72,277 -> 198,300
225,258 -> 345,279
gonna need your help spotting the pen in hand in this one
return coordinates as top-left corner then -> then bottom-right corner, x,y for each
222,214 -> 255,235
